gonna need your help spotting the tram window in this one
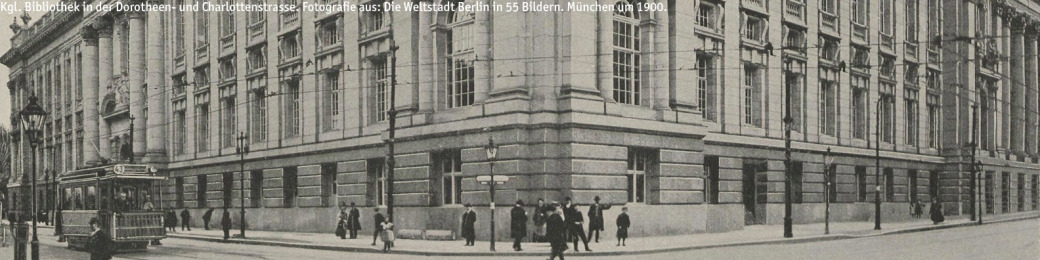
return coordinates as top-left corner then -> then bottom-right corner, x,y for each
73,188 -> 84,210
86,186 -> 97,210
64,188 -> 73,210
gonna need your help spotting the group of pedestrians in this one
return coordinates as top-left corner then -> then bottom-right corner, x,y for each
910,198 -> 946,225
162,208 -> 234,239
333,202 -> 396,252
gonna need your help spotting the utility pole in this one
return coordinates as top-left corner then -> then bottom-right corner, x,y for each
385,35 -> 399,223
783,60 -> 793,238
969,104 -> 978,222
874,99 -> 882,230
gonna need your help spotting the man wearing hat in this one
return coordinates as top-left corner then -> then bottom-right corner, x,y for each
347,202 -> 362,239
461,203 -> 478,246
587,196 -> 612,243
510,199 -> 528,251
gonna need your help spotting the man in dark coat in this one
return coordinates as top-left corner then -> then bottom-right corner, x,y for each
510,200 -> 528,251
566,204 -> 591,252
87,217 -> 113,260
221,208 -> 232,240
164,209 -> 178,232
180,208 -> 191,231
348,202 -> 362,239
616,206 -> 630,246
461,203 -> 477,246
532,198 -> 547,242
371,207 -> 385,246
546,203 -> 567,260
586,196 -> 611,243
202,208 -> 215,230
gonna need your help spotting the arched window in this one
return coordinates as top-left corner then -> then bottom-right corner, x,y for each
446,2 -> 475,108
612,1 -> 641,105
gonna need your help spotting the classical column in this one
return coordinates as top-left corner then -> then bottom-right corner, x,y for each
474,9 -> 492,103
128,12 -> 146,158
1025,25 -> 1038,156
97,17 -> 113,160
81,25 -> 101,165
145,10 -> 166,161
1009,17 -> 1025,155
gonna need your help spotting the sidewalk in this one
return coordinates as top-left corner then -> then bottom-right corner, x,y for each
21,211 -> 1039,257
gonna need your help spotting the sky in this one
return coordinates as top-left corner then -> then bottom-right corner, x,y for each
0,6 -> 49,130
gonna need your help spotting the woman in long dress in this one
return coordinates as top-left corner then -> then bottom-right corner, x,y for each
930,198 -> 945,224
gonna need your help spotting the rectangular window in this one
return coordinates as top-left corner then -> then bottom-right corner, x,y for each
247,46 -> 266,73
1001,172 -> 1010,212
852,77 -> 868,139
928,94 -> 941,148
367,158 -> 387,206
250,86 -> 268,142
820,79 -> 837,136
317,17 -> 342,48
173,0 -> 185,55
905,89 -> 919,145
820,0 -> 836,14
197,175 -> 208,208
784,28 -> 806,54
908,170 -> 918,202
173,74 -> 187,96
284,79 -> 301,137
1031,175 -> 1038,210
322,70 -> 341,131
851,0 -> 868,25
371,57 -> 390,122
195,6 -> 209,47
196,102 -> 210,152
851,46 -> 869,68
362,2 -> 385,33
743,15 -> 765,41
884,168 -> 894,202
906,0 -> 918,41
819,37 -> 839,62
697,2 -> 718,29
1018,174 -> 1025,212
250,170 -> 263,207
438,150 -> 464,205
627,148 -> 655,203
786,69 -> 803,132
219,57 -> 236,82
857,166 -> 867,202
283,167 -> 298,208
176,177 -> 185,208
279,30 -> 301,62
879,55 -> 895,79
223,173 -> 233,208
321,163 -> 337,207
173,109 -> 186,155
744,66 -> 762,127
879,0 -> 893,35
697,55 -> 717,121
880,84 -> 895,143
704,156 -> 720,204
612,15 -> 641,105
791,162 -> 804,203
221,93 -> 237,148
195,66 -> 210,90
927,0 -> 941,54
220,11 -> 235,37
985,172 -> 994,213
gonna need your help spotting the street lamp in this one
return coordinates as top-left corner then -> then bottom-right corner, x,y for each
19,95 -> 49,260
236,132 -> 249,238
974,161 -> 983,225
783,59 -> 794,238
874,99 -> 883,231
483,136 -> 499,251
823,148 -> 835,235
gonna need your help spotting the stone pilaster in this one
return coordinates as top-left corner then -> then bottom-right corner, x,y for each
474,9 -> 492,104
81,25 -> 100,165
417,7 -> 434,113
97,17 -> 113,160
145,10 -> 166,162
1025,24 -> 1038,156
128,12 -> 146,158
1009,16 -> 1025,155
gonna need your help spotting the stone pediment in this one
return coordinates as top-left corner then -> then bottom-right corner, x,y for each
101,72 -> 130,118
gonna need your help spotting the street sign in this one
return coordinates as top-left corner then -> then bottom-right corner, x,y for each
477,175 -> 509,185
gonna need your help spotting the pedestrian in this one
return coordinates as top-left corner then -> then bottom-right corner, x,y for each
180,208 -> 191,231
380,219 -> 395,252
371,207 -> 385,246
532,198 -> 547,242
616,207 -> 630,246
461,203 -> 477,246
202,208 -> 214,230
348,202 -> 362,239
510,199 -> 528,251
221,207 -> 232,240
336,202 -> 348,239
566,204 -> 591,252
930,198 -> 944,224
546,203 -> 568,260
587,196 -> 611,243
86,217 -> 113,260
164,209 -> 178,232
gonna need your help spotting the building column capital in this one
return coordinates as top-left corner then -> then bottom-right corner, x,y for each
93,15 -> 114,38
81,25 -> 98,46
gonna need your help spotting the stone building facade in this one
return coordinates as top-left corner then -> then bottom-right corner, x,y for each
4,0 -> 1040,241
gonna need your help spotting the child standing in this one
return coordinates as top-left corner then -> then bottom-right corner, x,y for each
380,220 -> 395,252
615,207 -> 630,246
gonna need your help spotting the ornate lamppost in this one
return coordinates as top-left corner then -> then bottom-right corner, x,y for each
19,95 -> 49,260
483,137 -> 499,251
236,132 -> 249,238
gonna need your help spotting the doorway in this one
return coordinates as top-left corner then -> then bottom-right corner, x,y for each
743,160 -> 768,225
